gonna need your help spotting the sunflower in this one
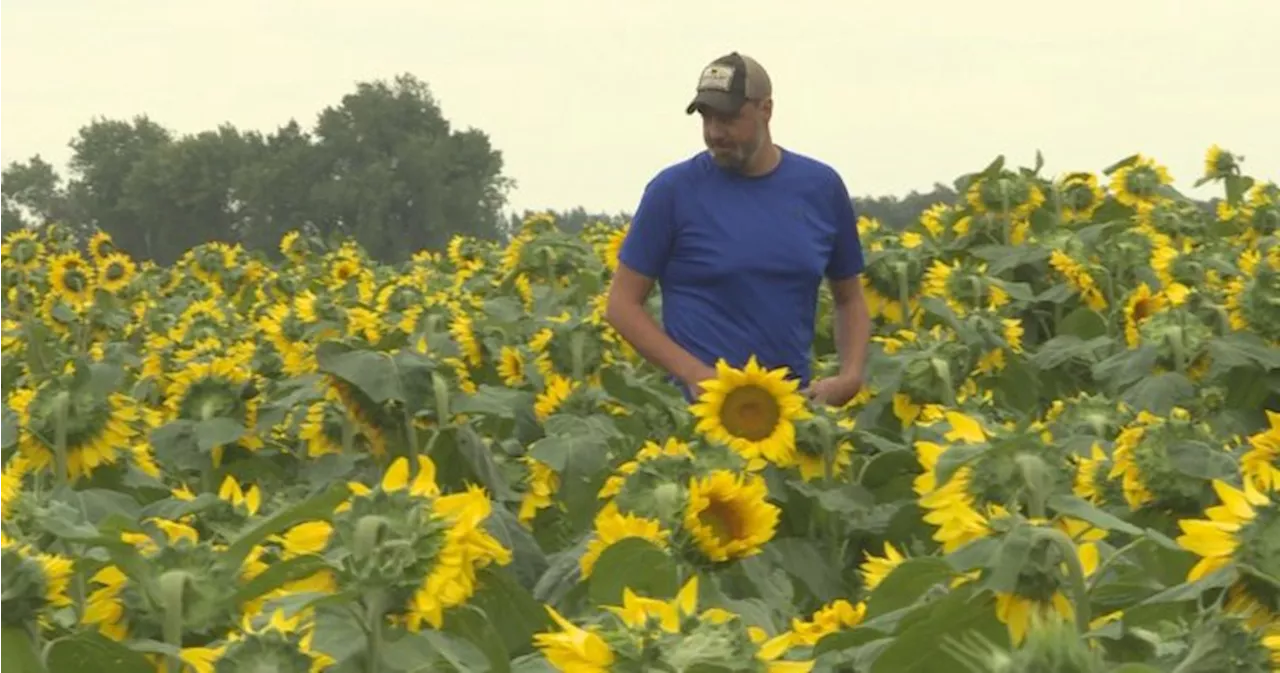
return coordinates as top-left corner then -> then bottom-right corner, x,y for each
518,456 -> 559,524
1048,250 -> 1108,311
1176,478 -> 1279,629
690,356 -> 812,468
87,230 -> 117,263
1108,408 -> 1223,515
683,469 -> 780,563
497,345 -> 526,386
297,397 -> 347,457
212,608 -> 334,673
1123,283 -> 1169,348
1203,144 -> 1237,180
860,541 -> 908,592
8,380 -> 141,482
1056,172 -> 1106,223
1110,154 -> 1173,210
535,373 -> 578,421
534,605 -> 616,672
0,535 -> 75,629
47,251 -> 95,309
579,501 -> 672,578
965,172 -> 1046,221
96,252 -> 136,293
1241,411 -> 1280,493
922,259 -> 1009,317
163,351 -> 265,466
1,228 -> 45,272
597,225 -> 628,273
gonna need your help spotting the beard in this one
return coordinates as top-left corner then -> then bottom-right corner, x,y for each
706,130 -> 763,173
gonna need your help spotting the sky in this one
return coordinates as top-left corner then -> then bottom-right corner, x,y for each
2,1 -> 1278,217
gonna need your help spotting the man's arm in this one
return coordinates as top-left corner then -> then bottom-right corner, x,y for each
605,264 -> 714,390
604,172 -> 715,394
829,275 -> 871,384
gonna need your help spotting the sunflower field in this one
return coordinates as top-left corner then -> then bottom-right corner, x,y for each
2,147 -> 1279,673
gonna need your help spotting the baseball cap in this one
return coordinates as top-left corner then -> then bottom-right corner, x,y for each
685,51 -> 772,115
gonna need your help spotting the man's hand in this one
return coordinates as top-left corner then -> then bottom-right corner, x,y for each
803,373 -> 863,407
681,363 -> 718,400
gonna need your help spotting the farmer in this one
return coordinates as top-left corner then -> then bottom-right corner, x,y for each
604,51 -> 872,407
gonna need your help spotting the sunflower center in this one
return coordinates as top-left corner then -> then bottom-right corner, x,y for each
104,262 -> 127,281
12,239 -> 39,263
720,385 -> 781,441
698,496 -> 745,544
59,268 -> 89,294
1132,298 -> 1154,322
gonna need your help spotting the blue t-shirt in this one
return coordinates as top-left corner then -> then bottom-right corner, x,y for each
617,147 -> 865,390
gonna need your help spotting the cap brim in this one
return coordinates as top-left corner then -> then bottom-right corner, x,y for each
685,90 -> 745,115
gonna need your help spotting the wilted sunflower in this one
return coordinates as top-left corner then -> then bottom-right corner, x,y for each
690,356 -> 812,467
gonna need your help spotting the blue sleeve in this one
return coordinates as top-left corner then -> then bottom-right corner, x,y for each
617,173 -> 677,279
825,171 -> 866,280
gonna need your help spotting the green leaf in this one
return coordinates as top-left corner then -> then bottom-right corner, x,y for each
442,605 -> 512,673
44,631 -> 152,673
454,385 -> 534,419
1045,495 -> 1144,536
315,341 -> 403,403
1121,372 -> 1194,415
1166,440 -> 1238,481
1058,307 -> 1108,340
381,628 -> 492,673
1029,335 -> 1110,370
932,444 -> 987,490
223,482 -> 349,572
468,567 -> 551,658
193,417 -> 245,452
859,449 -> 918,489
483,505 -> 549,592
984,523 -> 1034,593
865,556 -> 955,618
869,588 -> 1005,673
1,626 -> 47,673
771,538 -> 846,603
587,537 -> 679,607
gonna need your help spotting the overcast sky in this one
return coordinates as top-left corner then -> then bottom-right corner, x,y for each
3,1 -> 1277,216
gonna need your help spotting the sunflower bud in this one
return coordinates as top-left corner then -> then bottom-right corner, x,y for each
651,482 -> 683,522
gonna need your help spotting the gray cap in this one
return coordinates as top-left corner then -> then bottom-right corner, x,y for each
685,51 -> 773,115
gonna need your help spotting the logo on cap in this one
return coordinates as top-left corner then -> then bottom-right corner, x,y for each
697,64 -> 735,92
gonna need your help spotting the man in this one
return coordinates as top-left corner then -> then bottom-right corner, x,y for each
604,51 -> 871,407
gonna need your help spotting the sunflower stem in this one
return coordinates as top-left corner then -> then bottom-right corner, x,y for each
569,330 -> 587,382
1029,527 -> 1091,636
52,391 -> 70,487
365,589 -> 389,673
431,371 -> 451,428
896,263 -> 911,327
1085,537 -> 1148,595
158,570 -> 191,673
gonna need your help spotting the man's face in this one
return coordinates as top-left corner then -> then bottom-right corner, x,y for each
699,99 -> 769,172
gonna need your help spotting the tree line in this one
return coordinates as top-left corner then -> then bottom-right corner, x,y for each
1,72 -> 970,265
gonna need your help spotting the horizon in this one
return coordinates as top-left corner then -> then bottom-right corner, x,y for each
3,1 -> 1278,219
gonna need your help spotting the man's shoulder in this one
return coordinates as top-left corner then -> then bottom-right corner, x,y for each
646,151 -> 715,187
781,148 -> 844,182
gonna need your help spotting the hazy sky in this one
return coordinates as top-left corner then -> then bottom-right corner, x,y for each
3,1 -> 1278,217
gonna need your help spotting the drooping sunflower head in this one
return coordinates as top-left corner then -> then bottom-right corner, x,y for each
212,608 -> 335,673
965,170 -> 1047,222
682,469 -> 780,563
1108,409 -> 1225,515
1226,255 -> 1280,342
1202,144 -> 1238,180
1055,172 -> 1106,223
10,367 -> 141,482
1109,154 -> 1173,210
922,258 -> 1010,317
1135,305 -> 1214,372
1176,478 -> 1279,630
0,536 -> 75,628
1123,283 -> 1169,349
690,356 -> 813,468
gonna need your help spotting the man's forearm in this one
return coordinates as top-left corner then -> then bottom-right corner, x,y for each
606,302 -> 708,384
832,293 -> 871,380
